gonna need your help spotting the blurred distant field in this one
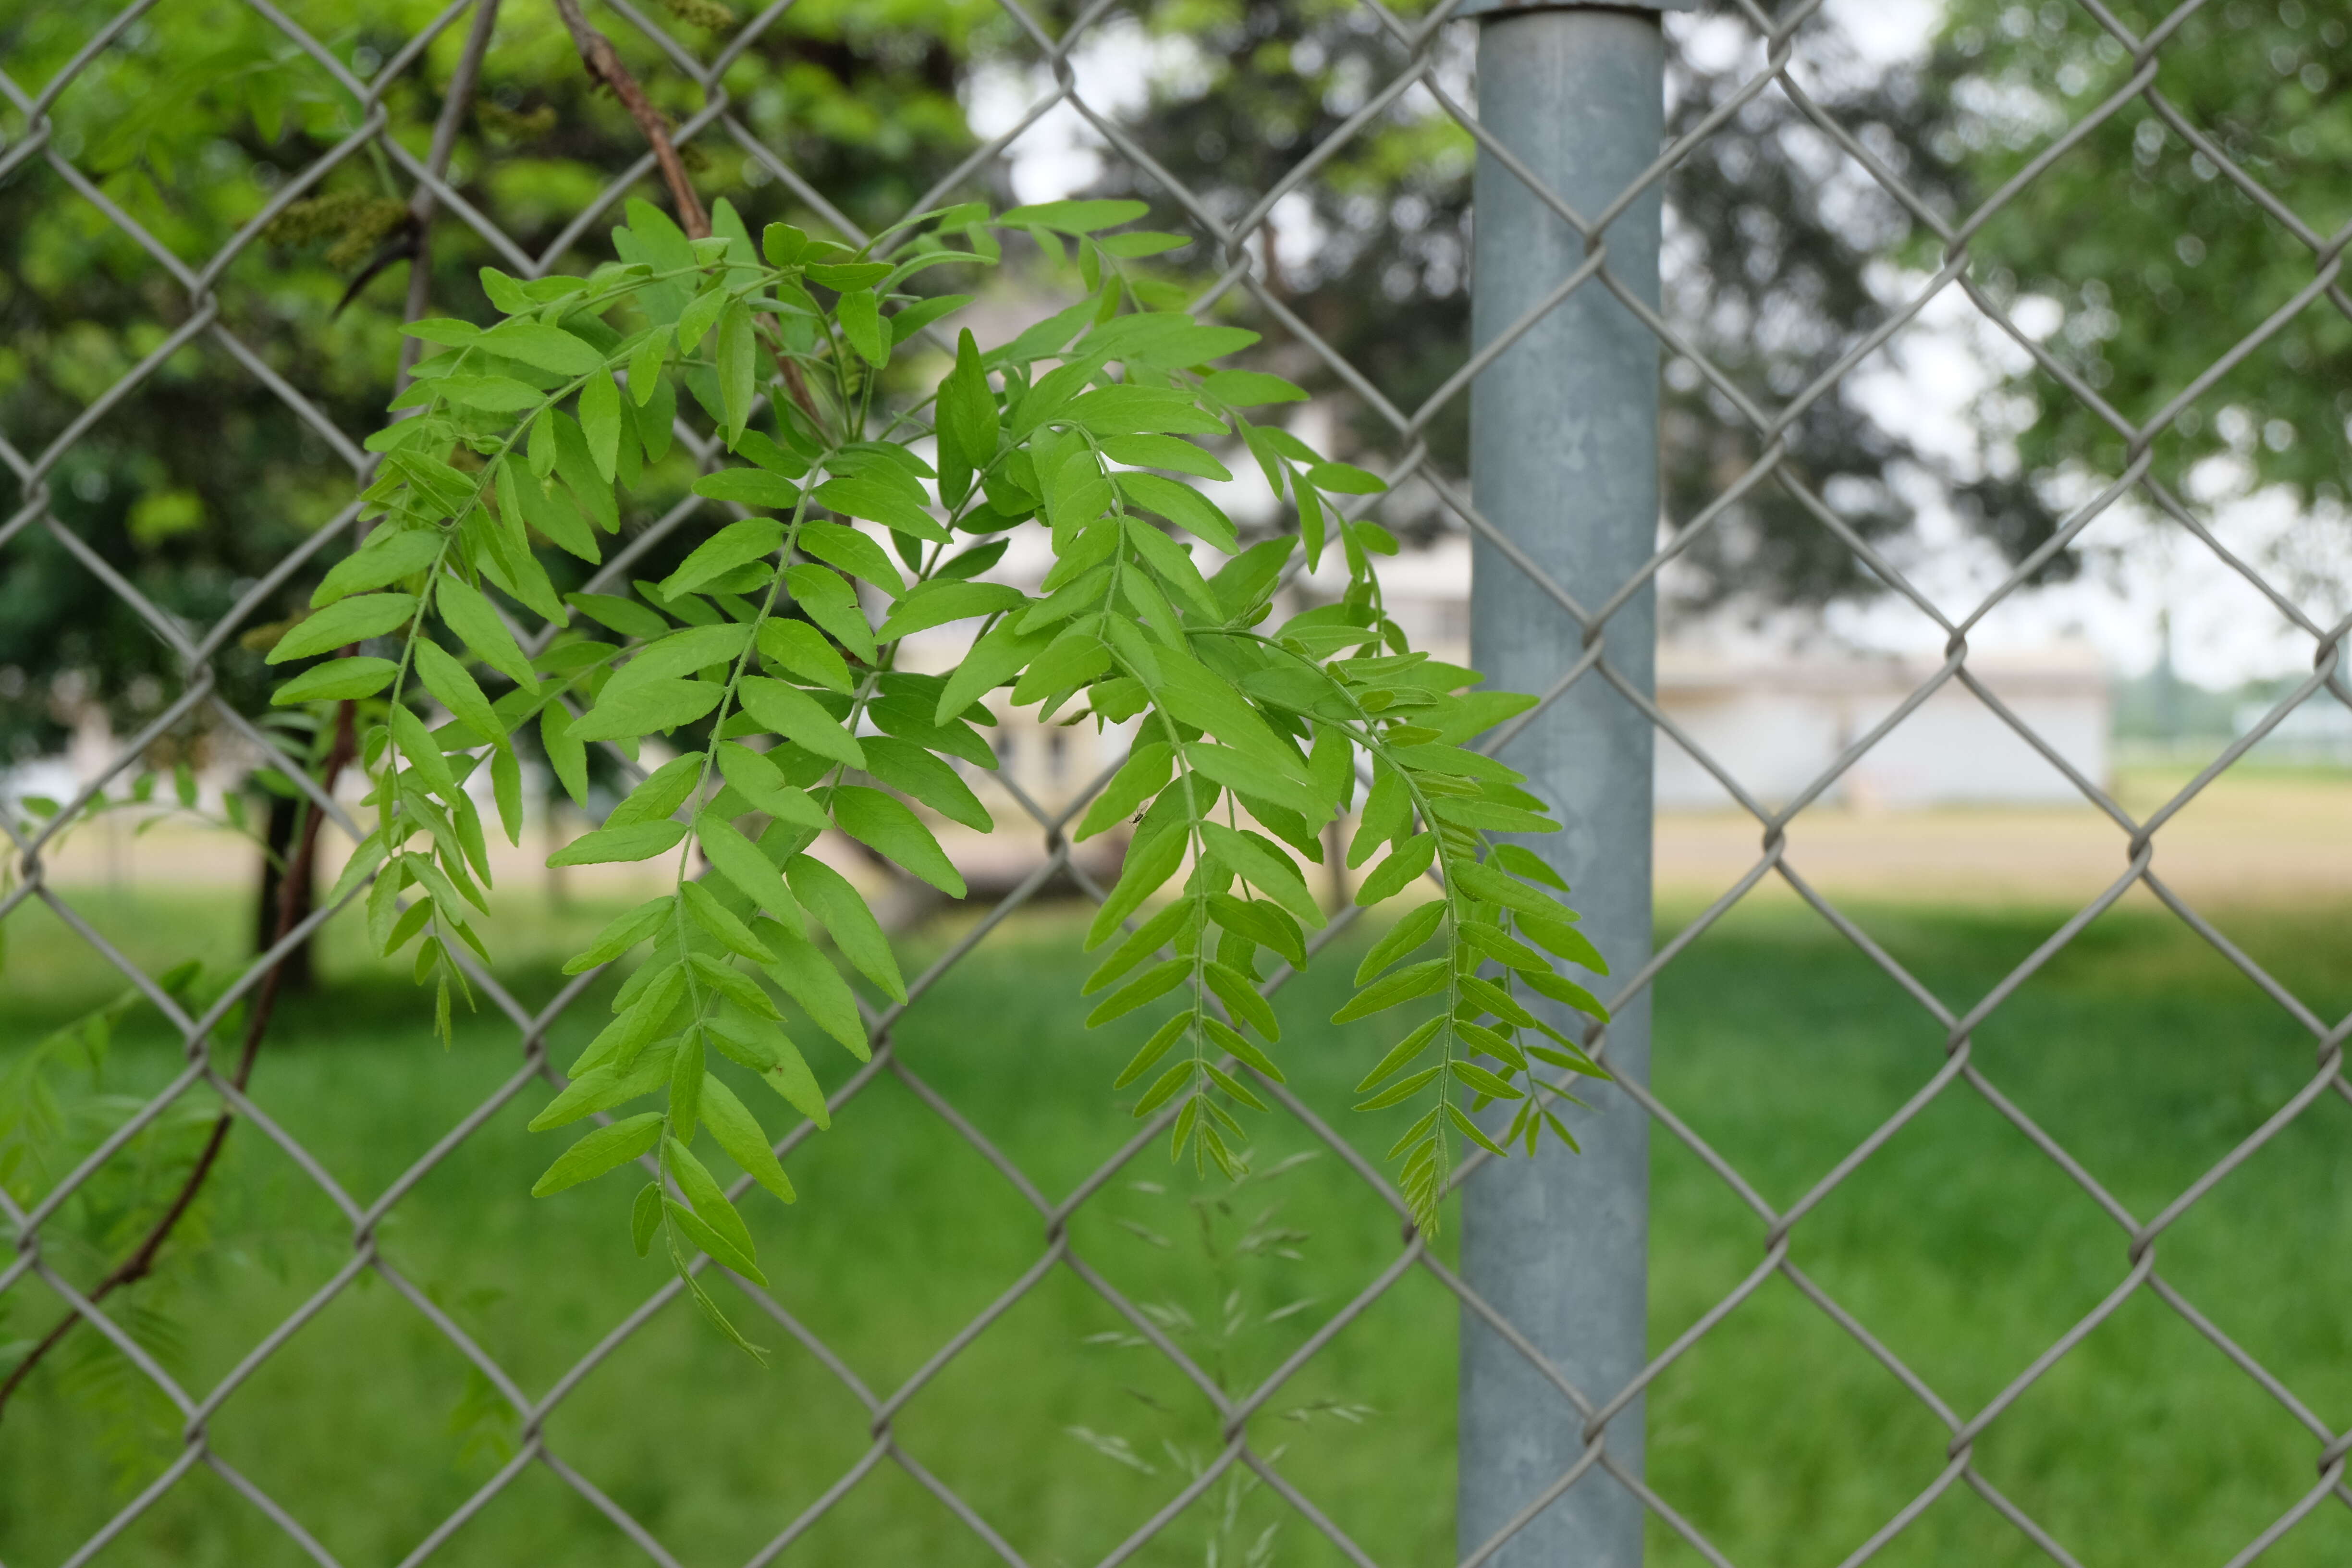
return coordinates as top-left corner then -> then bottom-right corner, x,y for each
2,765 -> 2347,1567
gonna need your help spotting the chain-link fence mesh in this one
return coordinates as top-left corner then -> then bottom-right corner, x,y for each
2,0 -> 2347,1564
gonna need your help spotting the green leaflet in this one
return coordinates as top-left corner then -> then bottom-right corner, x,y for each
1202,369 -> 1308,407
1113,472 -> 1238,551
1084,900 -> 1196,996
694,467 -> 803,509
1202,961 -> 1280,1041
829,786 -> 965,896
786,854 -> 906,1004
568,677 -> 723,742
529,1042 -> 672,1130
712,743 -> 831,832
700,1071 -> 798,1200
579,371 -> 623,481
716,300 -> 754,441
681,880 -> 775,962
783,565 -> 877,662
758,1032 -> 832,1129
1356,833 -> 1438,906
481,319 -> 606,376
413,641 -> 502,745
813,476 -> 947,545
1356,901 -> 1446,986
268,593 -> 416,663
1355,1016 -> 1445,1094
1115,1013 -> 1194,1090
1517,912 -> 1610,975
737,678 -> 864,768
551,410 -> 618,531
696,812 -> 805,933
666,1136 -> 764,1282
1332,958 -> 1447,1024
542,705 -> 588,807
758,922 -> 870,1060
661,516 -> 783,598
1121,517 -> 1221,616
313,528 -> 441,607
835,286 -> 887,366
564,894 -> 673,974
631,1184 -> 662,1256
609,756 -> 702,826
859,737 -> 991,831
1009,628 -> 1112,705
436,576 -> 539,686
1085,957 -> 1188,1027
1084,824 -> 1188,951
936,328 -> 999,500
1458,919 -> 1553,976
1101,434 -> 1232,482
549,819 -> 687,867
566,590 -> 669,641
796,520 -> 906,595
1207,893 -> 1307,971
1197,822 -> 1325,931
757,619 -> 852,693
1183,742 -> 1327,822
688,953 -> 780,1020
619,622 -> 755,686
272,656 -> 397,705
1200,1017 -> 1284,1082
532,1113 -> 662,1196
876,579 -> 1025,641
1076,742 -> 1173,842
1451,858 -> 1582,931
389,704 -> 457,801
1520,967 -> 1611,1021
1494,841 -> 1571,892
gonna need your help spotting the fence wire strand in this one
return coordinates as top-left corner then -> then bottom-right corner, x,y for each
3,0 -> 2349,1563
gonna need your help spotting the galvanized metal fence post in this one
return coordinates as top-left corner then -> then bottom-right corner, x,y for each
1458,4 -> 1674,1563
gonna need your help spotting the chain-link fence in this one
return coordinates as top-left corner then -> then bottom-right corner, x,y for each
3,0 -> 2348,1565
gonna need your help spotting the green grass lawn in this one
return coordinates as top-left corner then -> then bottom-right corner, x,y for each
3,882 -> 2348,1568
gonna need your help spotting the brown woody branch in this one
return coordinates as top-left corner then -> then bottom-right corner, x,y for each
549,0 -> 709,240
546,0 -> 827,432
0,703 -> 358,1422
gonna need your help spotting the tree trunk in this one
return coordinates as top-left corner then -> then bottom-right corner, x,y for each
253,793 -> 316,992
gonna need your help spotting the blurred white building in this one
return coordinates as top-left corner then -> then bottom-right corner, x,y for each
1653,641 -> 2109,810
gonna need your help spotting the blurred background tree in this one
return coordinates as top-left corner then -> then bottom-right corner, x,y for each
1917,0 -> 2350,608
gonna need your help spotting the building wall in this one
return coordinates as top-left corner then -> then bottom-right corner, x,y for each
1655,659 -> 2111,811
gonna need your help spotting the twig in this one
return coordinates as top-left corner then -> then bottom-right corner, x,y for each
546,2 -> 826,432
549,0 -> 709,240
0,703 -> 358,1422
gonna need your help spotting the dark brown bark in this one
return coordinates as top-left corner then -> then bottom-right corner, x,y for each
252,792 -> 316,994
0,703 -> 357,1422
549,0 -> 710,240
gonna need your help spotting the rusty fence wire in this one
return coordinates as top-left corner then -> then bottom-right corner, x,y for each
2,0 -> 2349,1566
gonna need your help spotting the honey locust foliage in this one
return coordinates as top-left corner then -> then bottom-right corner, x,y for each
273,195 -> 1605,1351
